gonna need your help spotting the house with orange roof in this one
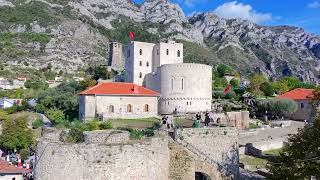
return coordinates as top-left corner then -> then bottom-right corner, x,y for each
78,82 -> 160,121
276,88 -> 315,122
0,159 -> 29,180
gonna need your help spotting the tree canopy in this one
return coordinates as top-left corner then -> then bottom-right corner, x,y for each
0,116 -> 33,151
267,88 -> 320,179
268,119 -> 320,179
216,64 -> 235,77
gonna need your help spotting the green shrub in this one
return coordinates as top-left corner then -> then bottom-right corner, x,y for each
143,128 -> 155,137
130,130 -> 144,140
225,91 -> 237,99
32,118 -> 43,129
256,99 -> 298,118
99,121 -> 113,130
223,106 -> 232,112
230,78 -> 240,88
152,121 -> 161,130
72,121 -> 90,131
87,120 -> 100,131
66,128 -> 84,143
19,148 -> 30,160
213,91 -> 225,99
217,64 -> 235,77
249,122 -> 259,129
260,82 -> 274,97
45,108 -> 66,125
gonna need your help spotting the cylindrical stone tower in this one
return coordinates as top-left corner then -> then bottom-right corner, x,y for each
159,63 -> 212,114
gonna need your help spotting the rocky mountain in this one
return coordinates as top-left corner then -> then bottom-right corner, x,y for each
0,0 -> 320,82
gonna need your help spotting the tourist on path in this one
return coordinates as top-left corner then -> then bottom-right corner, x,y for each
204,112 -> 210,127
167,116 -> 174,129
162,116 -> 167,126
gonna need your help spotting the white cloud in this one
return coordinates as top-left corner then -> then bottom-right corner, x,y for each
308,1 -> 320,8
177,0 -> 206,8
214,1 -> 272,23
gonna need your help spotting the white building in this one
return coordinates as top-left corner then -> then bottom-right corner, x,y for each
79,40 -> 212,120
78,82 -> 159,121
125,40 -> 212,114
125,40 -> 183,86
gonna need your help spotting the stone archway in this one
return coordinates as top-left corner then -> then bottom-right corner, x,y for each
195,172 -> 211,180
194,160 -> 223,180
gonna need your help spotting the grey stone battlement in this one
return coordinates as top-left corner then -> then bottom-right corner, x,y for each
177,127 -> 239,137
83,130 -> 130,144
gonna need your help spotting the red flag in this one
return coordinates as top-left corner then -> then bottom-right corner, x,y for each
129,31 -> 135,41
223,85 -> 231,94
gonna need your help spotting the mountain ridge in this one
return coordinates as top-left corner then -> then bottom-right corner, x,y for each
0,0 -> 319,82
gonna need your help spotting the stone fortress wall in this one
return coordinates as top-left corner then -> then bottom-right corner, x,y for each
35,128 -> 239,180
174,127 -> 239,179
147,63 -> 212,114
34,130 -> 170,180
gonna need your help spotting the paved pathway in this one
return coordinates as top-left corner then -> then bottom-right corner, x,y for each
239,121 -> 304,146
38,113 -> 52,127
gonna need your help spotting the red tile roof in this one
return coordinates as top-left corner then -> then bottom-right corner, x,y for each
78,82 -> 160,96
276,88 -> 314,100
0,159 -> 29,174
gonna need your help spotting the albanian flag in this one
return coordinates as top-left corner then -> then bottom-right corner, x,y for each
129,31 -> 135,41
224,85 -> 231,94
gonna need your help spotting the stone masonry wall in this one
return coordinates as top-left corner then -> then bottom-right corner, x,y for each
35,128 -> 239,180
35,130 -> 170,180
83,130 -> 130,144
175,127 -> 239,178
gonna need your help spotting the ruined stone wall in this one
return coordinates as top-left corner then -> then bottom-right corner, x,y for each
175,127 -> 239,178
226,111 -> 250,130
35,130 -> 170,180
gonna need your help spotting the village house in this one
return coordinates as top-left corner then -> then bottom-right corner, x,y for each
0,77 -> 26,90
78,82 -> 159,121
276,88 -> 315,122
0,159 -> 29,180
0,99 -> 23,109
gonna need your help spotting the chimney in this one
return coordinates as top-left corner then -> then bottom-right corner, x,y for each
133,85 -> 139,93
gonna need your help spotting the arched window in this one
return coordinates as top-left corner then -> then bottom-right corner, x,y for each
127,104 -> 132,113
139,72 -> 142,78
187,102 -> 189,105
166,49 -> 169,55
181,78 -> 184,90
109,105 -> 114,113
144,104 -> 149,112
139,49 -> 142,55
157,49 -> 159,55
139,61 -> 142,66
127,49 -> 130,57
177,50 -> 180,57
146,62 -> 149,67
300,103 -> 305,109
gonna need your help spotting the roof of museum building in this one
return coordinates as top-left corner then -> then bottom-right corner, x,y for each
0,159 -> 29,174
276,88 -> 314,100
78,82 -> 160,96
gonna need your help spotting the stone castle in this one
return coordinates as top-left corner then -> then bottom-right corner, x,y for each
124,40 -> 212,114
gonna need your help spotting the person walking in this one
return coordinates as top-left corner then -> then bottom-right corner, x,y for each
204,113 -> 210,127
162,116 -> 167,126
167,116 -> 173,129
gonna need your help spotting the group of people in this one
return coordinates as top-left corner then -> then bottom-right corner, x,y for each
194,111 -> 214,128
161,111 -> 219,129
162,115 -> 174,129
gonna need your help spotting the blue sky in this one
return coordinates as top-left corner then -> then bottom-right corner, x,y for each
134,0 -> 320,35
